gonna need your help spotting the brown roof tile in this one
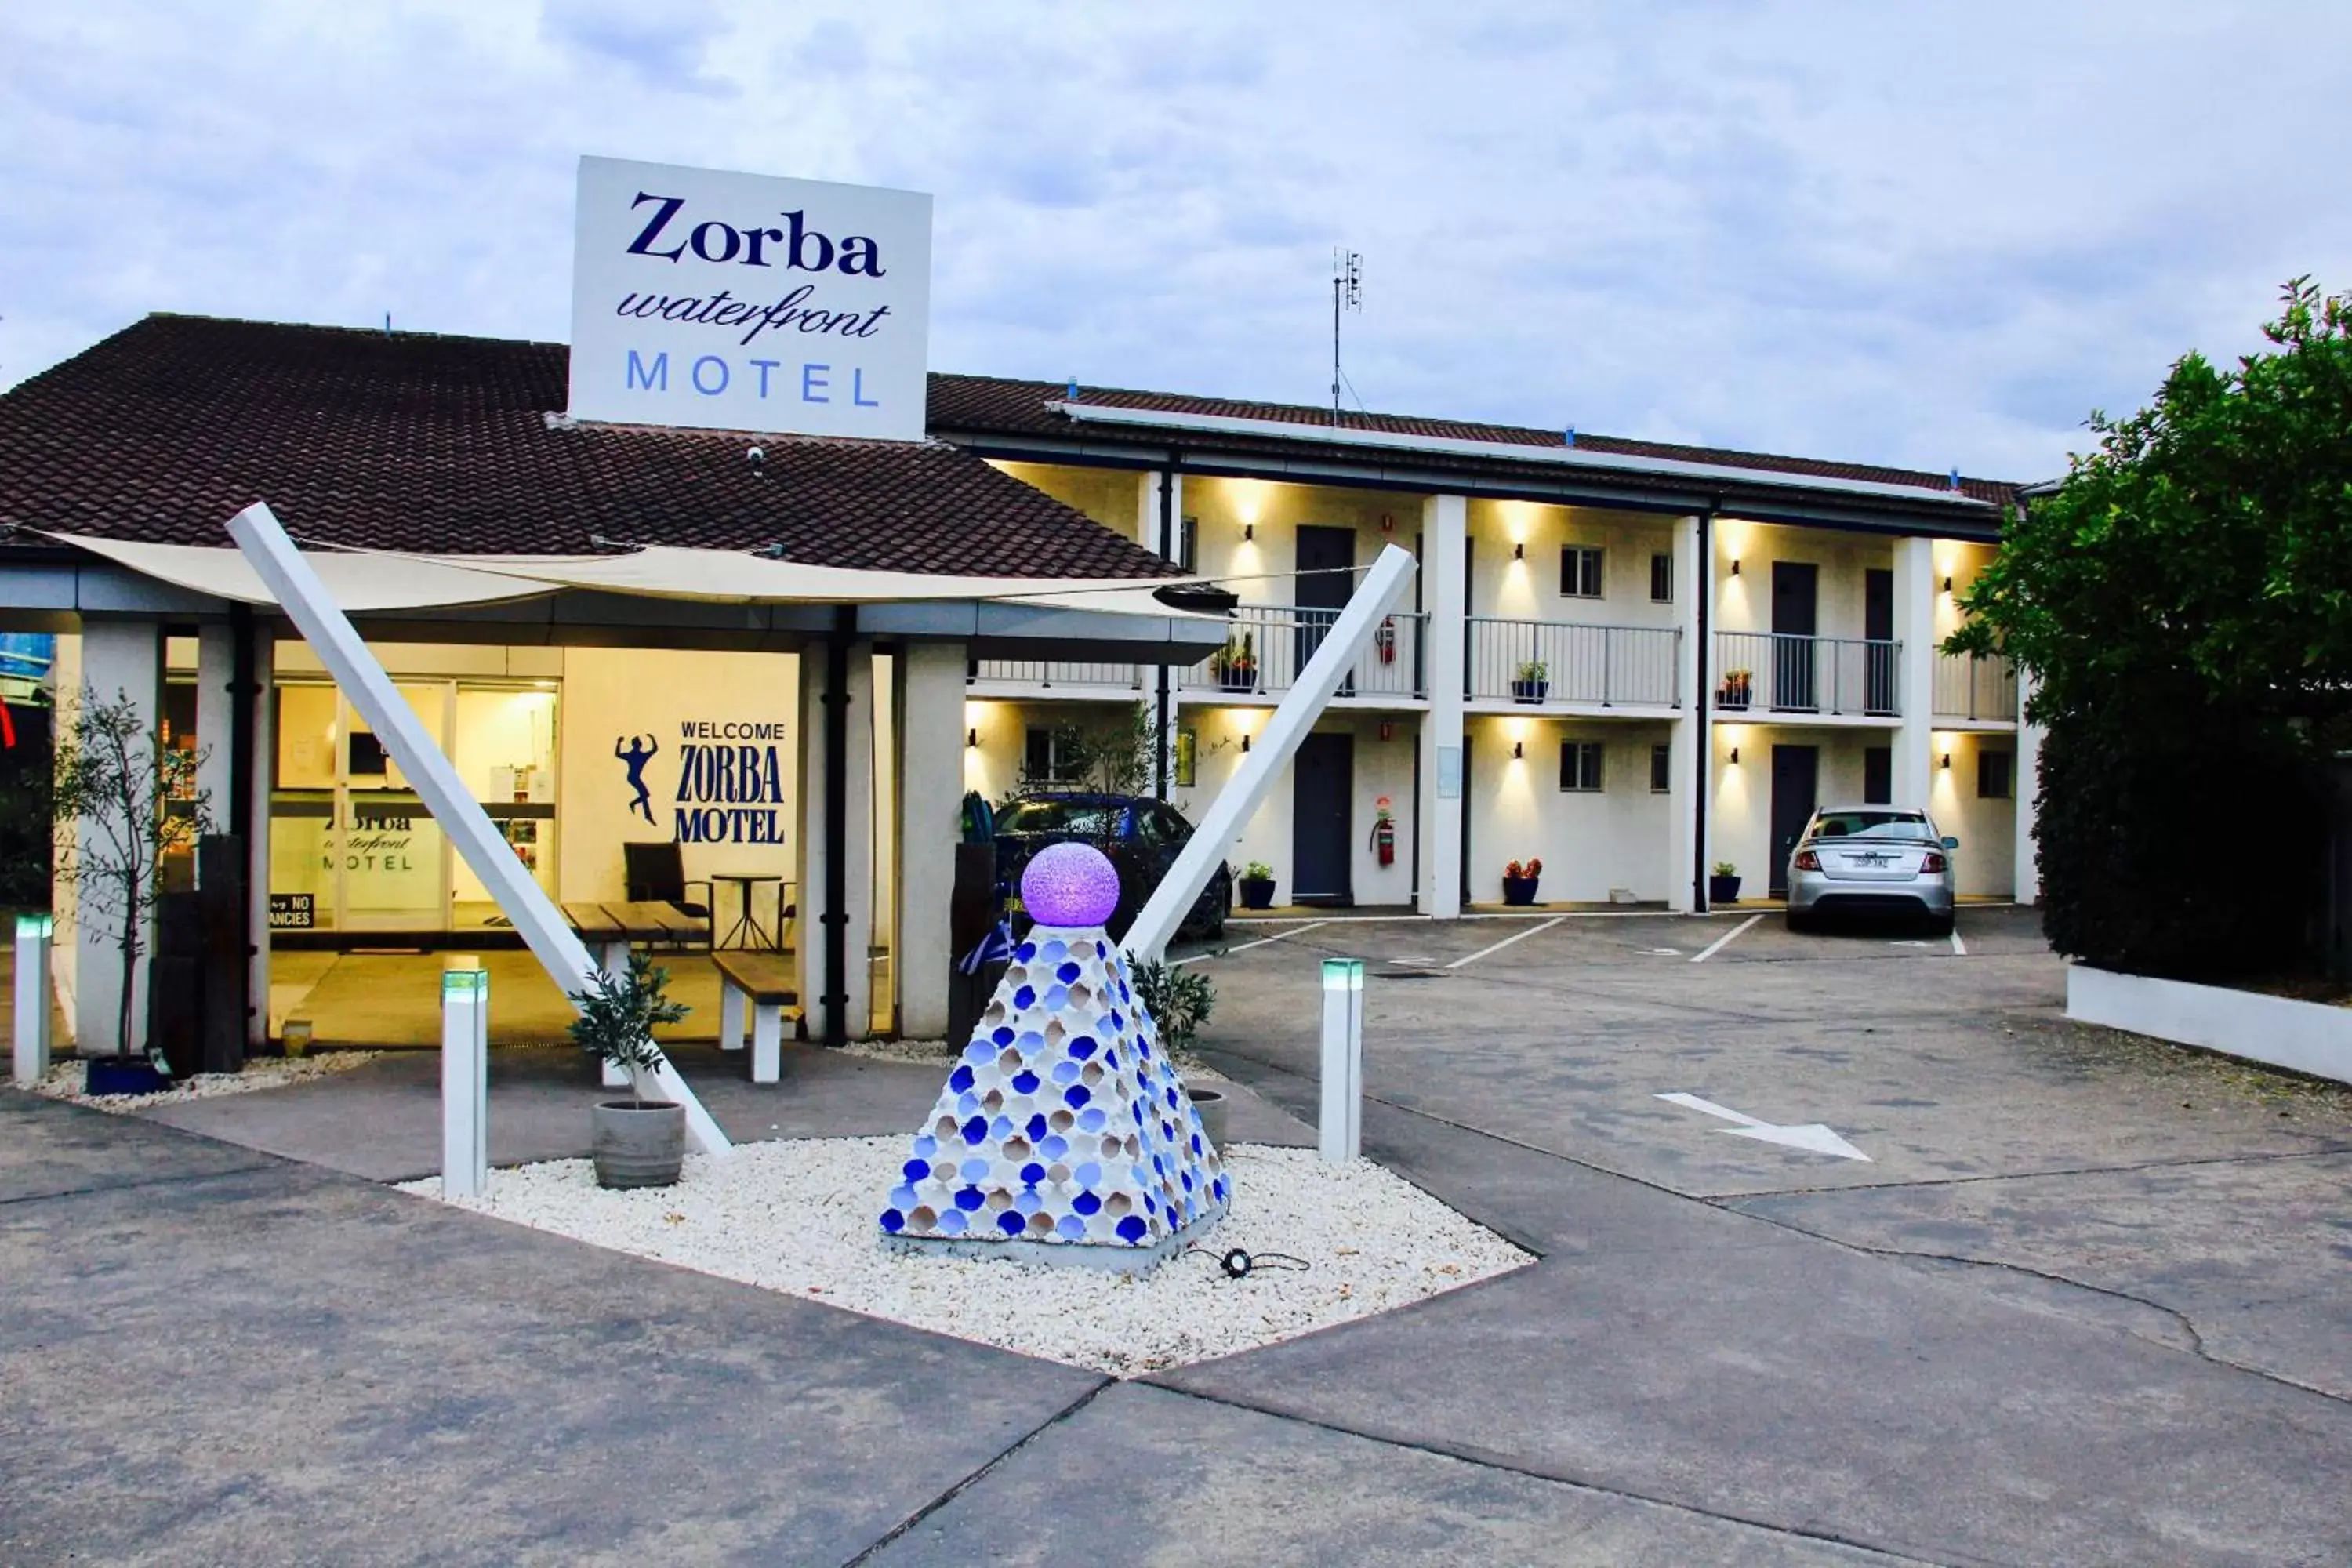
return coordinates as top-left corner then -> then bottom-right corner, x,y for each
0,315 -> 1180,578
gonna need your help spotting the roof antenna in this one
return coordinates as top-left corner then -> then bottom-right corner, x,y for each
384,312 -> 393,339
1330,249 -> 1361,425
1065,376 -> 1080,402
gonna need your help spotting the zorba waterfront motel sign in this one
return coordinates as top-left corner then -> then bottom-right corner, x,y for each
568,155 -> 934,442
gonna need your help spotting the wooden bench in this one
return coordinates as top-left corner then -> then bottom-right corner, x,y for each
712,952 -> 800,1084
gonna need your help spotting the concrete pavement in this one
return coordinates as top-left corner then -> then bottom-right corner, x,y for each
3,903 -> 2349,1563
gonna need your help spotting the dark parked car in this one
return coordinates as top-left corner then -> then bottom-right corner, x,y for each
993,792 -> 1230,941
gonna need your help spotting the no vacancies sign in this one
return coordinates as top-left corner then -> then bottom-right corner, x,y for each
568,156 -> 932,441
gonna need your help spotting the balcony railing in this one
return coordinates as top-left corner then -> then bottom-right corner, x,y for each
1715,632 -> 1900,717
1183,605 -> 1428,701
1465,618 -> 1680,707
968,659 -> 1144,691
1933,651 -> 2017,721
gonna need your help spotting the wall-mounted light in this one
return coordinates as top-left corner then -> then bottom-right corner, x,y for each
1730,557 -> 1742,576
1941,575 -> 1954,593
1940,752 -> 1952,770
1512,740 -> 1524,759
1730,746 -> 1740,764
966,728 -> 978,748
1242,522 -> 1254,543
1513,541 -> 1525,561
1240,733 -> 1251,753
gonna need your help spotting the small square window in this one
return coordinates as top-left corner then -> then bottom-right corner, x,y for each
1977,750 -> 2013,800
1023,726 -> 1084,787
1650,550 -> 1673,602
1649,742 -> 1671,793
1559,739 -> 1604,792
1560,546 -> 1604,599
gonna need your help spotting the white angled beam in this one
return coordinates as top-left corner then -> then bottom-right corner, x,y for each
1126,543 -> 1419,961
225,503 -> 729,1157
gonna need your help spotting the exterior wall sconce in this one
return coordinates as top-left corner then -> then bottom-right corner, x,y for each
1512,740 -> 1524,759
1730,746 -> 1740,764
1240,733 -> 1251,752
1242,522 -> 1255,543
966,728 -> 978,748
1940,752 -> 1952,769
1941,575 -> 1954,593
1730,557 -> 1741,576
1513,541 -> 1525,561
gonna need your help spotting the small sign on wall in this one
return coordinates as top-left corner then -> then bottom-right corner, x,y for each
268,892 -> 316,931
568,156 -> 933,441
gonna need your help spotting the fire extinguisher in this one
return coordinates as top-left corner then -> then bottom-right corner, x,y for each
1369,796 -> 1396,867
1373,616 -> 1396,664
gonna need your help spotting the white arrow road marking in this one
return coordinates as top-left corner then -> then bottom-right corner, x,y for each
1949,927 -> 1967,956
1690,914 -> 1761,963
1655,1092 -> 1871,1161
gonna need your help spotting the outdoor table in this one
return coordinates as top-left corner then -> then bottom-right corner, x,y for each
598,899 -> 706,949
711,872 -> 786,951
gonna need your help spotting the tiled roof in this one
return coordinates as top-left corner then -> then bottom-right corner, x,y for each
0,315 -> 1179,577
927,373 -> 2018,509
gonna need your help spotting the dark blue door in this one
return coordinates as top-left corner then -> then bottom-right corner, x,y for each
1292,731 -> 1355,905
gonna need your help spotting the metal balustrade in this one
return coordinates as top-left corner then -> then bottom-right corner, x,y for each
968,659 -> 1144,690
1933,651 -> 2017,721
1465,618 -> 1681,707
1714,631 -> 1900,717
1181,605 -> 1428,700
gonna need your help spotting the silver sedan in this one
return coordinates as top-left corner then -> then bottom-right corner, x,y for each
1784,806 -> 1958,935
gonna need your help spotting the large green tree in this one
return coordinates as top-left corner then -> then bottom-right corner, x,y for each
1950,280 -> 2352,977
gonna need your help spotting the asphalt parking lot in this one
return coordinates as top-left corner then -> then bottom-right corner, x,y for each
3,905 -> 2348,1565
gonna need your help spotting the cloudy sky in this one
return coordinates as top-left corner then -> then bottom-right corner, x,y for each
5,2 -> 2346,480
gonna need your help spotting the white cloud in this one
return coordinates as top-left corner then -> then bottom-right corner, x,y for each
2,0 -> 2346,479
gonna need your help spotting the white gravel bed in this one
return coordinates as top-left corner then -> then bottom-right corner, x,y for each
400,1138 -> 1530,1375
31,1051 -> 382,1112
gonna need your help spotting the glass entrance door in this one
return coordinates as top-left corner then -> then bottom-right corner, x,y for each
270,681 -> 451,932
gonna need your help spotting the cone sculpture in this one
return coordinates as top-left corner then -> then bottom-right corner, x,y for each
880,843 -> 1229,1268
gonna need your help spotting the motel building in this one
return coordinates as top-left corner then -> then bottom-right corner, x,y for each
0,312 -> 2033,1058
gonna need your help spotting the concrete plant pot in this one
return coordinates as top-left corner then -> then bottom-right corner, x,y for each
1187,1086 -> 1230,1148
592,1100 -> 686,1189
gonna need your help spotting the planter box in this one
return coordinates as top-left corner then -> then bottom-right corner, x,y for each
1708,874 -> 1741,905
1510,680 -> 1548,704
1501,876 -> 1541,906
1218,670 -> 1258,693
84,1057 -> 172,1097
2067,964 -> 2352,1087
1236,877 -> 1276,910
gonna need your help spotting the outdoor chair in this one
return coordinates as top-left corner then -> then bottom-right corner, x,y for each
622,842 -> 713,949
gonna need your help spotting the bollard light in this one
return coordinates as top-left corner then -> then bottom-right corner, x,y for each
14,913 -> 55,1088
441,966 -> 489,1199
1319,957 -> 1365,1164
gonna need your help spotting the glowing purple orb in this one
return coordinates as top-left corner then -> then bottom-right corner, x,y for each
1022,842 -> 1121,928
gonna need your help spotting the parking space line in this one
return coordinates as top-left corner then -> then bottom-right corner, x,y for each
1949,925 -> 1967,956
1445,915 -> 1566,969
1174,920 -> 1328,966
1690,914 -> 1762,964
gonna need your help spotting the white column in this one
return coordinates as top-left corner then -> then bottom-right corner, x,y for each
2013,668 -> 2043,904
74,619 -> 161,1057
897,643 -> 965,1040
1891,537 -> 1937,811
1318,957 -> 1364,1163
1418,495 -> 1467,918
1665,515 -> 1704,912
798,641 -> 877,1041
194,624 -> 237,821
246,636 -> 274,1049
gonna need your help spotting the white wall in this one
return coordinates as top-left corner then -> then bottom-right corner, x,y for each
558,646 -> 799,904
1708,724 -> 1886,895
1712,520 -> 1893,641
1465,715 -> 1675,903
1927,729 -> 2018,898
1465,499 -> 1681,630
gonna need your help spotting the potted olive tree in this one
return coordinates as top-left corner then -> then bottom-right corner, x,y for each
1235,860 -> 1276,909
568,952 -> 691,1189
1708,861 -> 1742,904
52,688 -> 211,1096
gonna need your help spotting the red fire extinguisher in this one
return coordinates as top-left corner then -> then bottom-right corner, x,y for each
1373,616 -> 1396,664
1369,795 -> 1396,867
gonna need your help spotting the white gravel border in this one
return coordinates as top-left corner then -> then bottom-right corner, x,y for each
400,1138 -> 1530,1375
31,1051 -> 382,1112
